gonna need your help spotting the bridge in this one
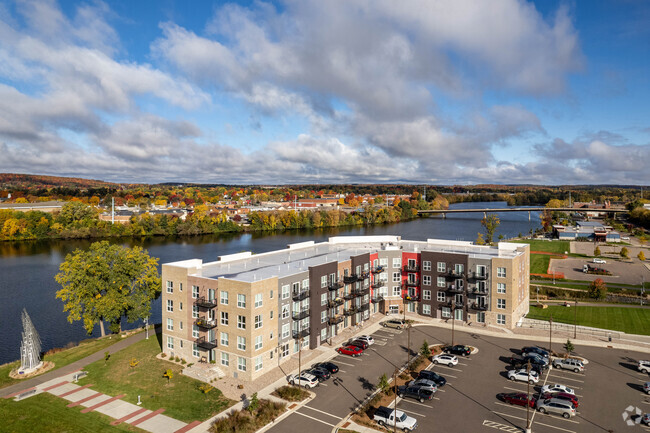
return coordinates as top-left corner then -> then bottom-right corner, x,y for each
417,207 -> 626,220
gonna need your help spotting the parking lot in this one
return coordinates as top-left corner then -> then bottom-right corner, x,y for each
266,324 -> 650,433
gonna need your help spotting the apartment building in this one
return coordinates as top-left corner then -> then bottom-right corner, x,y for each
161,236 -> 529,381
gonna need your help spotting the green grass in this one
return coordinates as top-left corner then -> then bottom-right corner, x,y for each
78,334 -> 234,422
512,239 -> 570,254
530,254 -> 551,274
0,335 -> 128,389
0,392 -> 144,433
526,305 -> 650,335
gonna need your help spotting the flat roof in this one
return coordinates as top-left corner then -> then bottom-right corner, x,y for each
167,236 -> 526,283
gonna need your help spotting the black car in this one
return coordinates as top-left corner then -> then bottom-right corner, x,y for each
397,385 -> 435,403
510,354 -> 548,371
418,370 -> 447,387
306,367 -> 331,381
348,339 -> 369,350
522,346 -> 549,359
312,362 -> 339,374
442,344 -> 471,356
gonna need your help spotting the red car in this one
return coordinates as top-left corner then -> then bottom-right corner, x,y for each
497,392 -> 536,408
336,345 -> 363,357
541,392 -> 579,408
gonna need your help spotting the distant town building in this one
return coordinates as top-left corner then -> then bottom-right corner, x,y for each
552,221 -> 621,242
0,200 -> 66,213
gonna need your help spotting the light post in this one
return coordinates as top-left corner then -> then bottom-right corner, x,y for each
525,360 -> 532,433
297,335 -> 302,388
574,300 -> 578,339
393,368 -> 398,433
549,316 -> 553,354
536,286 -> 539,304
144,317 -> 149,340
451,304 -> 456,346
406,323 -> 412,371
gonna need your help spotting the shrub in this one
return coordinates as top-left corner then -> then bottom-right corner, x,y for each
174,356 -> 180,362
621,247 -> 629,258
639,251 -> 646,261
420,340 -> 431,358
378,374 -> 390,394
272,385 -> 309,402
161,353 -> 167,358
594,246 -> 601,256
181,359 -> 187,365
211,399 -> 285,433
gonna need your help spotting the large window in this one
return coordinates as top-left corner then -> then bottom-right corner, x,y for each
280,344 -> 289,358
497,267 -> 506,278
237,315 -> 246,329
422,304 -> 431,315
255,355 -> 263,372
422,290 -> 431,301
437,291 -> 446,302
437,262 -> 446,272
166,281 -> 173,293
237,294 -> 246,308
255,335 -> 263,350
393,258 -> 401,268
166,300 -> 173,312
166,318 -> 173,331
497,299 -> 506,309
392,272 -> 401,283
497,283 -> 506,294
441,307 -> 451,318
422,261 -> 431,271
437,277 -> 446,287
220,291 -> 229,305
497,314 -> 506,325
220,311 -> 229,326
281,284 -> 290,300
477,312 -> 485,323
321,293 -> 327,306
192,344 -> 199,358
192,325 -> 199,338
282,305 -> 289,319
380,258 -> 388,267
220,332 -> 229,346
392,285 -> 401,296
166,336 -> 174,349
321,310 -> 327,324
192,305 -> 199,319
422,275 -> 431,286
238,357 -> 247,371
192,285 -> 199,299
282,324 -> 290,339
254,315 -> 263,329
221,352 -> 229,366
237,336 -> 246,350
321,275 -> 327,288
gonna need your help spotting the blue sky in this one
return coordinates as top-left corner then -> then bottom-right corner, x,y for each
0,0 -> 648,185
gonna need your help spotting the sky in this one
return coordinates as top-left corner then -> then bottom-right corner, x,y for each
0,0 -> 648,185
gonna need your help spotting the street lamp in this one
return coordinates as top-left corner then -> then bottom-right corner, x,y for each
549,315 -> 553,354
574,300 -> 578,339
451,304 -> 456,346
406,323 -> 412,371
525,360 -> 532,433
144,317 -> 149,340
393,368 -> 398,433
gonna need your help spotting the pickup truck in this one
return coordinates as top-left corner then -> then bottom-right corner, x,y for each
373,406 -> 418,432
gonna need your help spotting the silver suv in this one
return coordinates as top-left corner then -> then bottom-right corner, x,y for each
553,358 -> 585,373
536,398 -> 576,418
638,360 -> 650,374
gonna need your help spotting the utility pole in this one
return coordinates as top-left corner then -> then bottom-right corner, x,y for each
451,305 -> 456,346
549,316 -> 553,354
525,360 -> 532,433
393,368 -> 398,433
407,323 -> 411,371
297,335 -> 302,387
111,197 -> 115,224
574,300 -> 578,339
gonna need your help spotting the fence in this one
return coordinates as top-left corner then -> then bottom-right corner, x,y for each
518,317 -> 621,340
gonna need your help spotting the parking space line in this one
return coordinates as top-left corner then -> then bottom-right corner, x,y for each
535,413 -> 579,424
436,372 -> 457,378
494,402 -> 531,413
550,368 -> 585,377
400,409 -> 427,418
503,386 -> 529,394
319,383 -> 327,386
547,374 -> 584,384
434,365 -> 461,373
534,419 -> 578,432
293,410 -> 337,427
492,411 -> 527,422
334,360 -> 355,367
302,405 -> 341,420
399,400 -> 432,409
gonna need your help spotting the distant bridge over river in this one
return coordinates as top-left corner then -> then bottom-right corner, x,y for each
417,207 -> 626,219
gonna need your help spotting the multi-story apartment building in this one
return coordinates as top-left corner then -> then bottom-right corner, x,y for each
161,236 -> 529,381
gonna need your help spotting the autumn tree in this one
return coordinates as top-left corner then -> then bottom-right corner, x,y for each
56,201 -> 95,227
638,251 -> 646,261
55,241 -> 161,336
620,247 -> 629,258
481,213 -> 500,245
594,246 -> 601,256
588,278 -> 607,299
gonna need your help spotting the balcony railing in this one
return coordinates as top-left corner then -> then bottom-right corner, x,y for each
292,309 -> 310,320
371,295 -> 384,303
194,296 -> 218,309
404,279 -> 419,287
195,317 -> 217,329
403,294 -> 420,302
344,306 -> 359,316
292,328 -> 310,339
371,280 -> 385,289
328,281 -> 344,291
292,289 -> 310,301
195,336 -> 218,350
446,269 -> 465,279
447,299 -> 465,308
360,271 -> 370,280
343,275 -> 358,284
359,303 -> 370,312
328,315 -> 344,326
403,264 -> 420,273
372,266 -> 385,274
327,298 -> 344,308
471,271 -> 489,280
468,287 -> 488,295
447,285 -> 465,293
343,292 -> 356,301
470,303 -> 488,311
354,287 -> 370,297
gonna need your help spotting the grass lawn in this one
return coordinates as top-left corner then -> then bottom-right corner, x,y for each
513,239 -> 570,254
530,254 -> 551,274
526,305 -> 650,335
78,334 -> 234,423
0,334 -> 128,389
0,392 -> 144,433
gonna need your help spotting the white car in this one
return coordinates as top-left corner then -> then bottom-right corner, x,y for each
356,335 -> 375,345
432,353 -> 458,367
507,368 -> 539,384
638,360 -> 650,374
593,258 -> 606,264
288,372 -> 319,388
541,384 -> 575,395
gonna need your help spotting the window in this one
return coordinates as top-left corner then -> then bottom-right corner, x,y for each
166,318 -> 173,331
321,310 -> 327,324
321,275 -> 327,288
280,343 -> 289,358
221,311 -> 229,326
393,258 -> 401,268
220,291 -> 229,305
237,315 -> 246,329
255,335 -> 263,350
192,305 -> 199,319
254,315 -> 262,329
255,355 -> 263,371
455,294 -> 463,304
166,300 -> 173,312
454,308 -> 463,321
281,305 -> 289,319
167,336 -> 174,349
179,321 -> 183,330
303,279 -> 309,289
237,336 -> 246,350
221,332 -> 229,346
282,324 -> 290,339
166,281 -> 173,293
497,283 -> 506,294
437,262 -> 446,272
270,310 -> 274,319
423,275 -> 431,286
423,304 -> 431,315
441,307 -> 451,318
179,302 -> 183,311
320,293 -> 327,306
321,328 -> 327,341
179,283 -> 183,292
380,258 -> 388,267
436,277 -> 445,287
497,267 -> 506,278
454,264 -> 464,274
437,291 -> 446,302
497,299 -> 506,309
477,312 -> 485,323
392,272 -> 401,283
281,284 -> 290,300
237,294 -> 246,308
192,285 -> 199,299
270,290 -> 274,299
423,261 -> 431,271
192,325 -> 199,338
497,314 -> 506,325
254,293 -> 263,308
392,285 -> 401,296
221,352 -> 229,366
423,290 -> 431,301
192,344 -> 199,358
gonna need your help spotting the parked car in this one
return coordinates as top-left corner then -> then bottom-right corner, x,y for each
312,362 -> 339,374
593,258 -> 606,264
417,370 -> 447,387
442,344 -> 472,356
407,378 -> 438,392
306,367 -> 331,381
541,384 -> 575,395
373,406 -> 418,432
497,392 -> 536,408
644,382 -> 650,395
521,346 -> 549,359
397,385 -> 435,403
288,372 -> 319,388
622,236 -> 631,241
642,414 -> 650,425
541,392 -> 579,408
336,345 -> 363,357
507,368 -> 540,384
432,353 -> 458,366
536,398 -> 576,418
356,335 -> 375,345
382,319 -> 405,329
525,353 -> 550,366
348,339 -> 369,350
638,360 -> 650,374
510,359 -> 545,375
510,354 -> 548,371
552,358 -> 584,373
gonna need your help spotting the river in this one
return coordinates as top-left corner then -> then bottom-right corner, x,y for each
0,201 -> 541,365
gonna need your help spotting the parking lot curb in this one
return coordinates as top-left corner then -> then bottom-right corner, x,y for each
256,390 -> 316,433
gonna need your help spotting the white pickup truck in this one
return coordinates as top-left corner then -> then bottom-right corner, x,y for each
373,406 -> 418,432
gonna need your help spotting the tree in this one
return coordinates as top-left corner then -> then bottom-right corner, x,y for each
163,369 -> 173,384
420,340 -> 431,358
620,247 -> 629,258
378,373 -> 390,394
475,233 -> 485,245
247,392 -> 260,414
481,213 -> 500,245
588,278 -> 607,299
104,351 -> 110,365
563,339 -> 574,356
129,358 -> 139,369
55,241 -> 161,337
594,246 -> 601,257
639,251 -> 646,261
56,201 -> 95,227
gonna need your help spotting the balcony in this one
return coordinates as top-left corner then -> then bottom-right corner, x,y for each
354,287 -> 370,297
360,271 -> 370,280
468,286 -> 488,295
447,284 -> 465,293
292,309 -> 310,320
343,292 -> 356,301
328,315 -> 344,326
327,298 -> 344,308
470,303 -> 488,311
359,303 -> 370,312
371,295 -> 384,303
343,274 -> 358,284
372,266 -> 385,274
446,269 -> 465,279
194,296 -> 218,309
344,306 -> 359,316
195,336 -> 218,350
404,279 -> 419,287
447,299 -> 465,309
195,317 -> 217,329
403,294 -> 420,302
328,281 -> 344,291
371,280 -> 385,289
292,289 -> 310,301
292,328 -> 310,339
471,271 -> 489,280
403,264 -> 420,273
